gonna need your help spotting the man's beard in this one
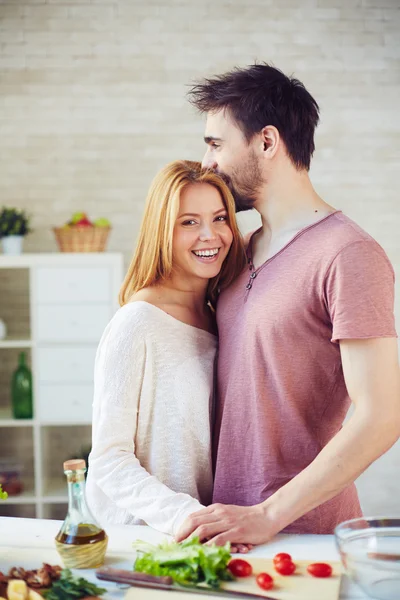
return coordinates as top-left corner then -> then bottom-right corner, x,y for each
216,151 -> 263,213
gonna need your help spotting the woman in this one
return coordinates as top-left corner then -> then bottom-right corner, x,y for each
86,160 -> 245,536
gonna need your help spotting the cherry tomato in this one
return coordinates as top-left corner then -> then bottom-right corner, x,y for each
256,572 -> 274,590
307,563 -> 333,578
274,559 -> 296,575
227,559 -> 253,577
273,552 -> 292,565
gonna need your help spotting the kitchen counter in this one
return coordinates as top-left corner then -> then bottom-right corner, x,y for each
0,517 -> 366,599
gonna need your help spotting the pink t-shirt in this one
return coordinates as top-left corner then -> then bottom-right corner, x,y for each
214,212 -> 397,534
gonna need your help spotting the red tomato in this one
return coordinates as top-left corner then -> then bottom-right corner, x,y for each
256,572 -> 274,590
228,559 -> 253,577
273,552 -> 292,565
274,559 -> 296,575
307,563 -> 333,578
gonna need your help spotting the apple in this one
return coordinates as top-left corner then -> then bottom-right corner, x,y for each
74,217 -> 93,227
94,217 -> 111,227
70,211 -> 87,224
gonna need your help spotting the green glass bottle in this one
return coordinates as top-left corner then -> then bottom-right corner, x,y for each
11,352 -> 33,419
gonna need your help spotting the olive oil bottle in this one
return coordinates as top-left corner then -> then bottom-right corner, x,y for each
55,459 -> 108,568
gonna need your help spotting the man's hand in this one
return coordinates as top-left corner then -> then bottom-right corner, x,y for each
175,503 -> 278,546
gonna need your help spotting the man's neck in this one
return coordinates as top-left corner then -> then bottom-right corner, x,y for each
250,166 -> 336,268
255,167 -> 335,237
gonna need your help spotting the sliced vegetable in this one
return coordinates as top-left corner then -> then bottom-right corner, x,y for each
7,580 -> 27,600
256,572 -> 273,590
227,559 -> 252,578
133,537 -> 234,589
307,563 -> 333,578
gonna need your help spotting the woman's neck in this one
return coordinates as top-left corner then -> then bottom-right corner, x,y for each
157,277 -> 208,314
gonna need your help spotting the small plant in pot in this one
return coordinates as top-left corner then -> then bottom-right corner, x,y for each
0,207 -> 31,255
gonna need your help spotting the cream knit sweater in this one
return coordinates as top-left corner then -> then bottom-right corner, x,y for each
86,301 -> 216,536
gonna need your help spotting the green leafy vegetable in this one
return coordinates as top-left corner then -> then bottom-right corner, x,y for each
0,484 -> 8,500
43,569 -> 106,600
133,537 -> 234,589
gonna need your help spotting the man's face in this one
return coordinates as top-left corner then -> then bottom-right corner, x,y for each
201,109 -> 264,213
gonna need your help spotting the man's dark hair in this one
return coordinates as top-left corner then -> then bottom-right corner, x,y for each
188,63 -> 320,171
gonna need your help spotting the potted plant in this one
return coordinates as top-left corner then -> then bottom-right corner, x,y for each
0,207 -> 31,255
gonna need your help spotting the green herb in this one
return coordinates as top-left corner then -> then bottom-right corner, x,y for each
43,569 -> 106,600
133,537 -> 234,589
0,484 -> 8,500
0,207 -> 31,238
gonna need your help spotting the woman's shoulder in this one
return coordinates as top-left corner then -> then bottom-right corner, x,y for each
107,300 -> 157,342
126,288 -> 183,325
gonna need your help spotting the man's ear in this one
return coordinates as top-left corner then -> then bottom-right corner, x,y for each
261,126 -> 280,159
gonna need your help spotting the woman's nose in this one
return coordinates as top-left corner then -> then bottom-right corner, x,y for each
199,223 -> 217,241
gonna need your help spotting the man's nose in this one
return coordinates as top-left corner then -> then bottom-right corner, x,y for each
202,151 -> 217,171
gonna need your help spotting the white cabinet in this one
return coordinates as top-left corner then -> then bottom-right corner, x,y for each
36,304 -> 110,342
37,347 -> 97,383
0,253 -> 123,518
37,384 -> 94,424
35,267 -> 111,304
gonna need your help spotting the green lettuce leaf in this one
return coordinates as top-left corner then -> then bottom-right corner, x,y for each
132,537 -> 234,589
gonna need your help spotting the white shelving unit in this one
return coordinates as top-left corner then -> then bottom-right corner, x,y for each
0,252 -> 123,518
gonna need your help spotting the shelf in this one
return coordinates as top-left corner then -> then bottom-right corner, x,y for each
40,420 -> 92,427
0,407 -> 36,426
0,338 -> 34,349
0,487 -> 36,505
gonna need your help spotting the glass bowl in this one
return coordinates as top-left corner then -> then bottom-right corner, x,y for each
335,517 -> 400,600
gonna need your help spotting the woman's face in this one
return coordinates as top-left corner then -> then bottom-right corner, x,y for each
172,182 -> 233,283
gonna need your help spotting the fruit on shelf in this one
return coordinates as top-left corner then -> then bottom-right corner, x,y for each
62,213 -> 110,228
70,211 -> 87,224
94,217 -> 111,227
74,216 -> 93,227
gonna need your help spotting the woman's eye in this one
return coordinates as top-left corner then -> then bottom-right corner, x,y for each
182,219 -> 197,226
215,215 -> 228,222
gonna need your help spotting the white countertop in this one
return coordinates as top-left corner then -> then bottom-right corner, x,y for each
0,517 -> 366,599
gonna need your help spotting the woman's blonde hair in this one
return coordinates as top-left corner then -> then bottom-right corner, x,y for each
119,160 -> 246,306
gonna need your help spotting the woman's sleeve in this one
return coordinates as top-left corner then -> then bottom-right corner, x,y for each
88,308 -> 203,536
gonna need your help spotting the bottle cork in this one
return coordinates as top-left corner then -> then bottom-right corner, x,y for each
63,459 -> 86,471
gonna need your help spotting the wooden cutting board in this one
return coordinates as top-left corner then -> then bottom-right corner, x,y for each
124,558 -> 342,600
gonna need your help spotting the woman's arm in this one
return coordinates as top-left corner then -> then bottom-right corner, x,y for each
88,309 -> 203,536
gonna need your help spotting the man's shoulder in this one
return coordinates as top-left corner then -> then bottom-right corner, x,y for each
316,212 -> 388,260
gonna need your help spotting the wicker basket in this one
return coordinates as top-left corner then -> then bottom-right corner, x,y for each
53,226 -> 111,252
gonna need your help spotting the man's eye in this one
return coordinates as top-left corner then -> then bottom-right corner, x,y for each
211,143 -> 220,149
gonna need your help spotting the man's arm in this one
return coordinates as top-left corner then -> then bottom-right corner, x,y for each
176,337 -> 400,545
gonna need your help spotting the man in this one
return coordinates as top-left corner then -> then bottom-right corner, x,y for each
176,63 -> 400,546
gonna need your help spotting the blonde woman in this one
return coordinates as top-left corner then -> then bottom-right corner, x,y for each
86,161 -> 245,538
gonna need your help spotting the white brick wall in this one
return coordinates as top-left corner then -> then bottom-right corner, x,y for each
0,0 -> 399,517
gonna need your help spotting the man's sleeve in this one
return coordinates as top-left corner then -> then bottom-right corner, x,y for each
324,240 -> 397,344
